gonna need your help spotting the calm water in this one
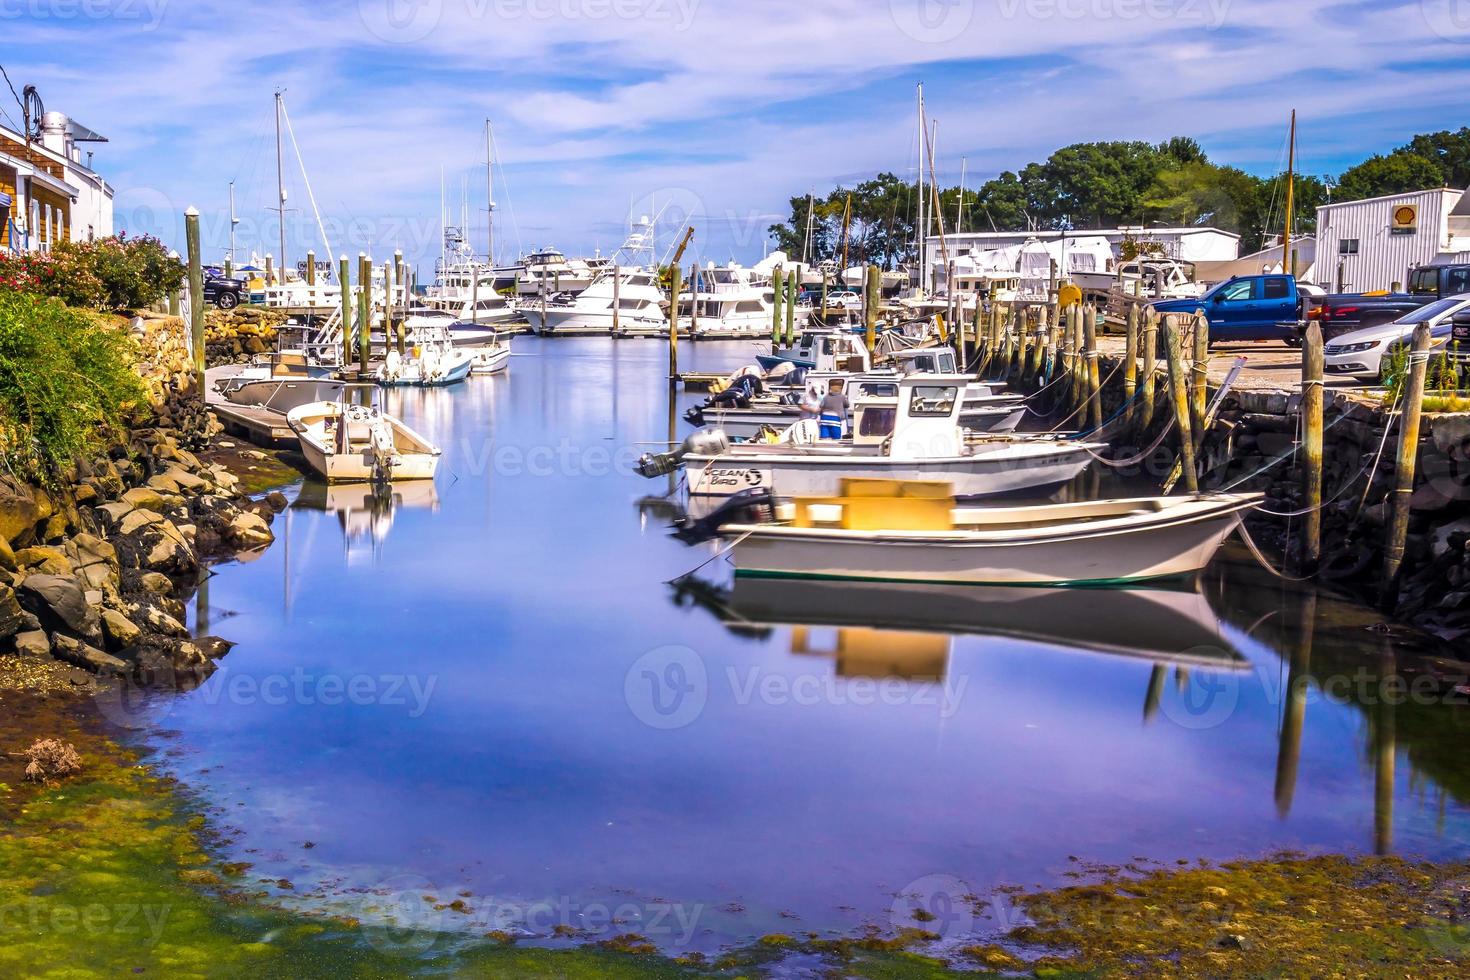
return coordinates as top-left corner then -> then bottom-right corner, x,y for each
126,338 -> 1470,953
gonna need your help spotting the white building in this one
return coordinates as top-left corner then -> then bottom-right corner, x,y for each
1314,187 -> 1468,293
927,226 -> 1241,269
1,110 -> 113,254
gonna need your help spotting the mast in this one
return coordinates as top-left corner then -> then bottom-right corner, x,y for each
228,180 -> 238,264
956,157 -> 966,236
915,82 -> 926,295
1283,109 -> 1296,278
802,192 -> 814,266
485,119 -> 495,267
274,91 -> 287,284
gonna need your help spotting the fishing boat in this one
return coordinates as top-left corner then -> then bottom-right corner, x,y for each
287,401 -> 441,483
759,329 -> 871,373
377,342 -> 476,387
644,374 -> 1097,499
470,341 -> 511,375
721,479 -> 1262,587
215,352 -> 344,414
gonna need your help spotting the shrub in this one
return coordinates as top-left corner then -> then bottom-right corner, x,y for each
0,234 -> 184,312
0,290 -> 146,479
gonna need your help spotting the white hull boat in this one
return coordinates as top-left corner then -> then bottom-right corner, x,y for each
377,346 -> 476,387
724,493 -> 1262,587
471,343 -> 511,374
219,376 -> 344,414
287,402 -> 441,483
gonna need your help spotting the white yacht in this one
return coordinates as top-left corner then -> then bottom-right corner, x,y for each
514,248 -> 597,299
526,267 -> 665,337
681,265 -> 775,340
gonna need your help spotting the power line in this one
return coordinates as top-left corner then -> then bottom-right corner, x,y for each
0,62 -> 24,132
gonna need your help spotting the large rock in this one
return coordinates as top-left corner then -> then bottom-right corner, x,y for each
226,511 -> 274,550
100,609 -> 142,650
52,634 -> 127,675
13,630 -> 49,658
18,574 -> 101,643
0,584 -> 27,638
118,508 -> 165,536
0,492 -> 40,544
14,546 -> 73,576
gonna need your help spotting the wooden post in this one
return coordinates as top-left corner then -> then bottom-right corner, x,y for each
383,260 -> 395,353
969,291 -> 984,373
185,208 -> 204,395
864,264 -> 879,353
772,267 -> 784,347
168,250 -> 182,318
394,253 -> 406,357
339,255 -> 352,367
612,265 -> 621,336
668,264 -> 680,380
306,250 -> 316,287
265,254 -> 274,287
1140,308 -> 1159,433
785,270 -> 797,346
1123,304 -> 1139,428
1190,312 -> 1210,449
357,253 -> 371,375
688,263 -> 699,338
1301,321 -> 1325,570
1084,305 -> 1102,431
223,258 -> 232,281
1164,315 -> 1199,493
1382,321 -> 1433,592
471,268 -> 480,327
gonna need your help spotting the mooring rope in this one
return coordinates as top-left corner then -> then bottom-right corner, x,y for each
1079,417 -> 1178,468
1234,520 -> 1314,582
671,528 -> 757,580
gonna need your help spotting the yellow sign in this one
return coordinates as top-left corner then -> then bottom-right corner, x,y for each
1392,204 -> 1418,232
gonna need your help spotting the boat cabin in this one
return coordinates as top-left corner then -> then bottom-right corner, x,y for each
782,330 -> 871,373
889,347 -> 959,376
851,373 -> 968,459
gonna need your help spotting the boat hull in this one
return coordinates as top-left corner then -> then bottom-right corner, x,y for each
222,378 -> 345,414
686,445 -> 1094,499
728,499 -> 1254,587
297,440 -> 441,482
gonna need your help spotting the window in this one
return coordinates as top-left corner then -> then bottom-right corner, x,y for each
735,300 -> 764,314
908,385 -> 958,417
1410,267 -> 1441,295
1220,279 -> 1256,302
858,407 -> 896,437
1263,277 -> 1291,300
1446,268 -> 1470,296
1339,239 -> 1359,255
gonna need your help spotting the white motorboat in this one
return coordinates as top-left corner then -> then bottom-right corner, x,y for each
287,401 -> 441,483
648,374 -> 1098,499
515,248 -> 597,298
214,352 -> 344,414
679,266 -> 774,340
470,342 -> 511,375
377,344 -> 476,387
523,266 -> 665,336
759,329 -> 871,374
722,484 -> 1262,587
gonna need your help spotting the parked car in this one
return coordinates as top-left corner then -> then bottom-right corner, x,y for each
1309,263 -> 1470,340
1322,294 -> 1470,381
1152,273 -> 1305,343
203,275 -> 247,310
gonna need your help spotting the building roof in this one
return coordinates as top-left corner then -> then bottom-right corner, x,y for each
1318,187 -> 1465,210
931,226 -> 1240,241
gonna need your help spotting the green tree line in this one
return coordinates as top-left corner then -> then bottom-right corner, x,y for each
770,128 -> 1470,268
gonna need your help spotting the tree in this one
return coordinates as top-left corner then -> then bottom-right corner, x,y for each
1334,150 -> 1447,202
1402,128 -> 1470,190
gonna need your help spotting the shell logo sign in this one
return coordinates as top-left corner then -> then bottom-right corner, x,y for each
1391,204 -> 1419,234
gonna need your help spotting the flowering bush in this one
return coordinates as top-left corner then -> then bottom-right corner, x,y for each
0,234 -> 184,311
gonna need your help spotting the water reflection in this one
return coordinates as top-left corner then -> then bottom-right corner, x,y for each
292,480 -> 441,554
145,338 -> 1470,954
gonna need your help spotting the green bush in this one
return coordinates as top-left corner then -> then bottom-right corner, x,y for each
0,234 -> 184,312
0,290 -> 145,479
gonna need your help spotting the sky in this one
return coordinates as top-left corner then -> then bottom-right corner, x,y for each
3,0 -> 1469,276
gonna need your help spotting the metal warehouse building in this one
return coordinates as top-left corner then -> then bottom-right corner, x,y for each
1314,187 -> 1470,293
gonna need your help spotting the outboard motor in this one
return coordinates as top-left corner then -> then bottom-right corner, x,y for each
675,486 -> 776,542
637,429 -> 731,478
708,387 -> 751,409
683,405 -> 707,427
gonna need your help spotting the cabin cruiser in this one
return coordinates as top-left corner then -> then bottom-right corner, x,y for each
680,266 -> 774,340
642,373 -> 1097,499
514,248 -> 597,299
525,267 -> 665,336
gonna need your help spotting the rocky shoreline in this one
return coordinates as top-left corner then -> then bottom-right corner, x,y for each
0,312 -> 290,695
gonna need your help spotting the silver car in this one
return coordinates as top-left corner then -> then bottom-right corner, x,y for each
1323,294 -> 1470,380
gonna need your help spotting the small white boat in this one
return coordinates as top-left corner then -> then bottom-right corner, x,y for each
470,342 -> 511,375
215,352 -> 344,414
723,484 -> 1262,587
653,374 -> 1097,499
287,401 -> 441,483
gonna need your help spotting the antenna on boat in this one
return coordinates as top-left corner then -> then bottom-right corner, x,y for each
484,118 -> 495,266
273,90 -> 288,284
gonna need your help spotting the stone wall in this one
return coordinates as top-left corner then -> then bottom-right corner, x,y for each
205,307 -> 289,366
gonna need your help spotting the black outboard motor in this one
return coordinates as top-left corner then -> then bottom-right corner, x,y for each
683,405 -> 707,427
637,430 -> 732,478
708,388 -> 752,409
675,486 -> 776,542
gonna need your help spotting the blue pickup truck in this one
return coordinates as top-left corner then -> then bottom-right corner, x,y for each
1152,274 -> 1309,344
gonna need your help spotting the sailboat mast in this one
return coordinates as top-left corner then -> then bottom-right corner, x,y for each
1283,109 -> 1296,278
485,119 -> 494,267
916,82 -> 926,295
274,91 -> 287,284
228,180 -> 237,264
956,157 -> 966,236
802,192 -> 814,266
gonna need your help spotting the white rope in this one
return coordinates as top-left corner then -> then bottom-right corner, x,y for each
672,529 -> 755,579
1234,520 -> 1314,582
1080,417 -> 1176,468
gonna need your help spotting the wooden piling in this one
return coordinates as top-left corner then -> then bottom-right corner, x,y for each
771,267 -> 784,347
383,260 -> 395,351
785,270 -> 797,346
338,255 -> 352,367
357,253 -> 371,375
306,250 -> 316,287
1382,321 -> 1433,592
265,254 -> 274,288
1302,321 -> 1325,569
1163,315 -> 1198,493
1084,305 -> 1102,431
668,265 -> 681,380
1190,313 -> 1210,449
612,265 -> 621,336
185,209 -> 204,394
1123,304 -> 1139,427
864,264 -> 879,352
394,253 -> 406,357
1140,308 -> 1159,434
688,263 -> 699,338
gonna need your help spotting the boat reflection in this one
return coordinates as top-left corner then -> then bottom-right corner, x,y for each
291,479 -> 440,553
673,574 -> 1249,672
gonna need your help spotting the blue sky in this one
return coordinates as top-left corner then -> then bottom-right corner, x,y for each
4,0 -> 1469,275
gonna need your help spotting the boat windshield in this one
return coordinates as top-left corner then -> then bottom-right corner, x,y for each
908,385 -> 958,417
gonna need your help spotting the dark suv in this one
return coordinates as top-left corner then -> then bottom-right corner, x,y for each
203,272 -> 247,310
